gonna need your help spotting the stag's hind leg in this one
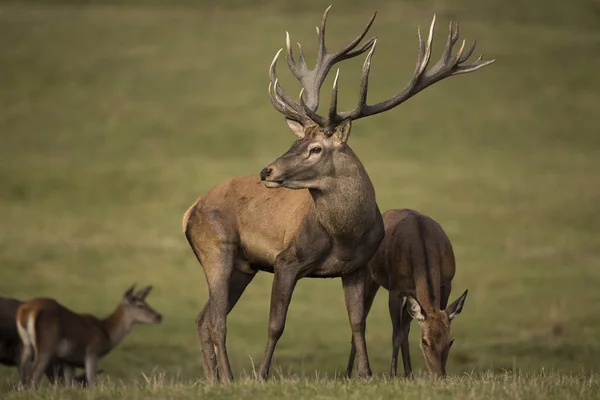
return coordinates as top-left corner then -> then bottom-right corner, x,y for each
193,234 -> 255,384
345,273 -> 380,378
342,267 -> 374,378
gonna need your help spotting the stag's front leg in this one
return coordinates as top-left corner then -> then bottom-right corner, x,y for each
257,269 -> 298,381
342,267 -> 372,378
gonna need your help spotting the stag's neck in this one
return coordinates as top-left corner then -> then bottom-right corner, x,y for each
100,305 -> 132,352
310,146 -> 378,241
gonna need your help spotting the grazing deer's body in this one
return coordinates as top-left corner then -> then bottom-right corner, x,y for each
16,285 -> 162,387
184,6 -> 492,383
346,209 -> 468,378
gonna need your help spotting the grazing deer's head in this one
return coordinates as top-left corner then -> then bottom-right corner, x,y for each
122,285 -> 163,325
406,290 -> 468,378
260,7 -> 493,190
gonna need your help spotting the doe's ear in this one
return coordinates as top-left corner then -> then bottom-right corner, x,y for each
286,118 -> 305,139
135,286 -> 153,300
123,284 -> 136,300
406,295 -> 426,322
333,119 -> 352,145
446,289 -> 468,321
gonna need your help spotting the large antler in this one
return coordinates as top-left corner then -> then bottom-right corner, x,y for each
269,5 -> 377,126
332,15 -> 495,123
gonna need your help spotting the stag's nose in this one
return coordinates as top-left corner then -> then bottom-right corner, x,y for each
260,167 -> 272,181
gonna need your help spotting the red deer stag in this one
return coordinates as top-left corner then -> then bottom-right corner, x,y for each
183,6 -> 492,382
16,285 -> 162,388
345,209 -> 469,378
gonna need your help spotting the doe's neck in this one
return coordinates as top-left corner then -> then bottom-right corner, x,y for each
101,304 -> 133,351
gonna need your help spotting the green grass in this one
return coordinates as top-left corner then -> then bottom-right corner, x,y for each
0,0 -> 599,398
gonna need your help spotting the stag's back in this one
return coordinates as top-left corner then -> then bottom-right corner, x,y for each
183,176 -> 314,267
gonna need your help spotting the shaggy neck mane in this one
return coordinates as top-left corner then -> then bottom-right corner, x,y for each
310,145 -> 378,241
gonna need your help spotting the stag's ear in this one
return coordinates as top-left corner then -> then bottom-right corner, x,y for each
406,295 -> 426,322
123,284 -> 136,300
446,289 -> 468,320
333,119 -> 352,146
135,286 -> 153,300
286,118 -> 305,139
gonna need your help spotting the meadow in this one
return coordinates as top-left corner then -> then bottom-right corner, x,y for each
0,0 -> 599,398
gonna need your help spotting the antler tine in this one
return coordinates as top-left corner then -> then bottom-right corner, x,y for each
342,40 -> 377,122
316,4 -> 333,65
334,15 -> 494,122
269,49 -> 309,123
269,5 -> 378,126
328,68 -> 340,125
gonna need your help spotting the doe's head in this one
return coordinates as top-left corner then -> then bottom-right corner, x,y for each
122,284 -> 163,325
406,289 -> 468,378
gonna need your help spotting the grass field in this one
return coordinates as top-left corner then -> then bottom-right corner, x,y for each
1,0 -> 599,398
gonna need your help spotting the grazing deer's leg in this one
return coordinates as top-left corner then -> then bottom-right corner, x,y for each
342,267 -> 372,378
389,290 -> 404,377
257,269 -> 298,381
400,299 -> 413,378
345,274 -> 380,378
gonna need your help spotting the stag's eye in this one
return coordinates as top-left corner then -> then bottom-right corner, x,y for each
449,339 -> 455,348
309,146 -> 322,155
421,339 -> 429,347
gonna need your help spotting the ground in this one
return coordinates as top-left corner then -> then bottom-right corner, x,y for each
0,0 -> 599,398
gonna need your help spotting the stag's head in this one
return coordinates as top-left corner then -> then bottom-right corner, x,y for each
260,6 -> 494,190
406,290 -> 468,378
122,284 -> 163,325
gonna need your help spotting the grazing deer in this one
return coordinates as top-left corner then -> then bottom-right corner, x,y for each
1,297 -> 94,385
345,209 -> 468,379
16,285 -> 162,388
183,6 -> 492,382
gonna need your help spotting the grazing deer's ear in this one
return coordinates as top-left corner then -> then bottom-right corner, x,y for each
136,286 -> 153,300
286,118 -> 305,139
333,119 -> 352,145
406,295 -> 426,322
446,289 -> 468,320
124,284 -> 136,300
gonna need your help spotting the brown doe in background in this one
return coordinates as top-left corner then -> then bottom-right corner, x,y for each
346,209 -> 468,379
16,285 -> 162,388
0,297 -> 94,385
183,6 -> 492,383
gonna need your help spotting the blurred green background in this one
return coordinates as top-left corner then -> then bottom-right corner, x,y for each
0,0 -> 599,395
